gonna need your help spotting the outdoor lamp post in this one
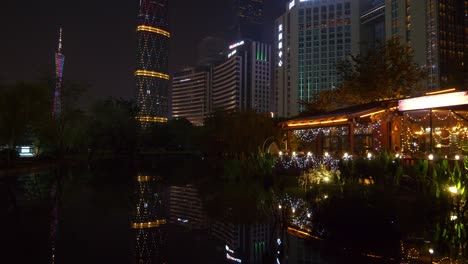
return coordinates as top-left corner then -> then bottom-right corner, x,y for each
429,248 -> 434,263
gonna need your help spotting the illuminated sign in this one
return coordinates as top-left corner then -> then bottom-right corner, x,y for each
229,40 -> 245,49
288,0 -> 295,10
398,91 -> 468,111
228,49 -> 237,58
277,24 -> 284,67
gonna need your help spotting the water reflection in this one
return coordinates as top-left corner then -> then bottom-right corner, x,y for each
131,175 -> 166,264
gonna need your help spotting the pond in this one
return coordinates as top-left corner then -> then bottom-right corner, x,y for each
0,158 -> 405,264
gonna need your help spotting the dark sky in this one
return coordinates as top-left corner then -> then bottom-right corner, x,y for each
0,0 -> 284,106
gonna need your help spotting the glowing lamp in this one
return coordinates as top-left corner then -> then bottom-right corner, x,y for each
307,151 -> 312,157
455,155 -> 460,160
367,153 -> 372,159
279,151 -> 283,156
398,91 -> 468,111
428,154 -> 434,160
324,152 -> 329,157
448,186 -> 458,194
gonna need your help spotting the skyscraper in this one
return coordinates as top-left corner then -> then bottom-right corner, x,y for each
275,0 -> 361,117
135,0 -> 170,124
54,28 -> 64,118
385,0 -> 467,90
233,0 -> 264,41
172,67 -> 211,126
212,40 -> 272,113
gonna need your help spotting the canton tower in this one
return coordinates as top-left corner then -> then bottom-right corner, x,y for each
54,28 -> 64,118
135,0 -> 170,124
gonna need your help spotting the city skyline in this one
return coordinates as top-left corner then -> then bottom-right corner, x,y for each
0,0 -> 283,107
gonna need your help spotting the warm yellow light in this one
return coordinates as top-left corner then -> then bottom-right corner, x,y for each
131,219 -> 167,229
137,115 -> 168,123
279,151 -> 283,156
323,177 -> 330,182
360,109 -> 386,118
448,186 -> 458,194
395,153 -> 400,158
455,155 -> 460,160
425,88 -> 456,95
324,152 -> 329,157
367,153 -> 372,159
137,176 -> 154,182
287,118 -> 348,127
429,248 -> 434,255
137,25 -> 171,37
292,151 -> 296,156
307,151 -> 312,156
428,154 -> 434,160
135,70 -> 170,80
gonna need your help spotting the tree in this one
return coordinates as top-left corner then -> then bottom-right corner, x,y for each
303,37 -> 427,113
87,98 -> 140,157
202,110 -> 281,159
0,82 -> 50,148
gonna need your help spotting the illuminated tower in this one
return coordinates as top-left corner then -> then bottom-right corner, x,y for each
135,0 -> 170,124
131,175 -> 166,264
54,28 -> 64,118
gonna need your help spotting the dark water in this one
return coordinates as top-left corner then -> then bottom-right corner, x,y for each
0,159 -> 393,264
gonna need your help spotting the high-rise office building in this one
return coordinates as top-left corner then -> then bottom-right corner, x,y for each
233,0 -> 264,40
171,40 -> 271,125
172,67 -> 211,126
385,0 -> 467,90
135,0 -> 170,124
275,0 -> 361,117
360,0 -> 385,53
212,40 -> 272,113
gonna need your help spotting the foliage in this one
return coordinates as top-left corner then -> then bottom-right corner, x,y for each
88,98 -> 140,156
302,36 -> 427,113
201,110 -> 281,158
140,117 -> 195,151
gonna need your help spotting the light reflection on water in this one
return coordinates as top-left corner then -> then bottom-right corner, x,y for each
0,161 -> 374,264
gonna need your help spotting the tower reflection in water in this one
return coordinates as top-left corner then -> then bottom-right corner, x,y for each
131,175 -> 166,264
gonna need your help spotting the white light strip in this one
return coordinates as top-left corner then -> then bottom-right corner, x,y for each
398,91 -> 468,111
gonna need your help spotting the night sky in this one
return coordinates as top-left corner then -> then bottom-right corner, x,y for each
0,0 -> 284,107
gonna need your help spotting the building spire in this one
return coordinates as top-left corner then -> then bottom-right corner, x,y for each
58,27 -> 63,52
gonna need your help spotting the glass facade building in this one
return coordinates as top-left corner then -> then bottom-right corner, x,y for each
385,0 -> 467,90
135,0 -> 170,124
275,0 -> 360,117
